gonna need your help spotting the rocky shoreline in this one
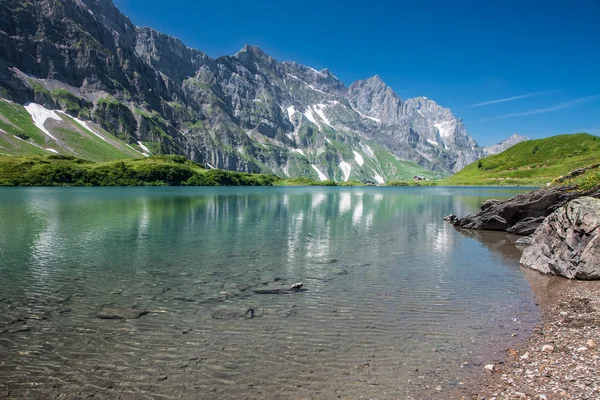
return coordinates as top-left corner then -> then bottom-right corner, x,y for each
463,275 -> 600,400
450,184 -> 600,399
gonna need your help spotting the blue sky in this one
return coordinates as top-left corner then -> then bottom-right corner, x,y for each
113,0 -> 600,146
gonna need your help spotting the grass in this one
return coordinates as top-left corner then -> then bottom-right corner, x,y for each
0,155 -> 282,186
550,164 -> 600,192
57,114 -> 140,161
0,100 -> 48,145
444,133 -> 600,186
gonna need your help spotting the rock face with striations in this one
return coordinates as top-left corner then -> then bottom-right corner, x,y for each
520,197 -> 600,280
0,0 -> 521,180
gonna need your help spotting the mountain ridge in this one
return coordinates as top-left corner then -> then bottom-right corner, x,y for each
0,0 -> 518,182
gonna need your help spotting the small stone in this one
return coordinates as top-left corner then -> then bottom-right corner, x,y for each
9,326 -> 31,334
576,346 -> 587,352
541,345 -> 554,353
520,352 -> 529,360
539,395 -> 548,400
96,307 -> 149,320
484,364 -> 495,371
587,339 -> 595,349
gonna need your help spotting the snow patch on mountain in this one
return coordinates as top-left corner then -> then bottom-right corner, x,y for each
125,143 -> 149,157
339,160 -> 351,181
362,144 -> 376,159
138,141 -> 151,153
350,105 -> 381,123
287,105 -> 296,122
353,151 -> 364,166
303,108 -> 318,126
61,112 -> 109,143
311,164 -> 328,181
24,103 -> 60,140
313,104 -> 332,127
434,121 -> 453,138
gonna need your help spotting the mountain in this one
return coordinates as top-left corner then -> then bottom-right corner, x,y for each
483,134 -> 529,156
0,0 -> 507,182
445,133 -> 600,186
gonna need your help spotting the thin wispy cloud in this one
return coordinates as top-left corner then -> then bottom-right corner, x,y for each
478,95 -> 600,122
470,90 -> 554,107
397,88 -> 419,93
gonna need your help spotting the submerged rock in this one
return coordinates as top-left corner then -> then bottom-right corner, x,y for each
521,197 -> 600,280
252,282 -> 305,294
515,236 -> 533,246
443,214 -> 457,223
96,307 -> 149,320
210,305 -> 254,319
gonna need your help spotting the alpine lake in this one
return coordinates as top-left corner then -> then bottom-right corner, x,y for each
0,186 -> 550,399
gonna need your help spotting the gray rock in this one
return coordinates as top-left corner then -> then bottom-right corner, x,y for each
96,307 -> 149,320
443,214 -> 458,223
507,216 -> 546,235
521,197 -> 600,280
454,186 -> 600,233
252,282 -> 305,294
210,305 -> 254,319
515,236 -> 533,246
481,199 -> 503,211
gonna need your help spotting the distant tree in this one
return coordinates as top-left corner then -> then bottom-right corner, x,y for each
478,160 -> 483,169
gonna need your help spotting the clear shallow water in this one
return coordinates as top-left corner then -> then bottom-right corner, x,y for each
0,186 -> 538,399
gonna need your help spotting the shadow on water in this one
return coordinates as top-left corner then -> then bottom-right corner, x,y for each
453,226 -> 577,311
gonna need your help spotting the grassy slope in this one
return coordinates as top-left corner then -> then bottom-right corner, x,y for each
0,155 -> 282,186
551,163 -> 600,191
0,100 -> 140,161
444,133 -> 600,186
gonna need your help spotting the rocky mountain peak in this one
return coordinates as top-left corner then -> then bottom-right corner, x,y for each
135,27 -> 208,83
483,134 -> 529,156
78,0 -> 136,40
347,75 -> 404,124
233,44 -> 279,76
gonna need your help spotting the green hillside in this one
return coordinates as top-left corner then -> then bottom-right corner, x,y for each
444,133 -> 600,186
0,155 -> 282,186
0,99 -> 143,161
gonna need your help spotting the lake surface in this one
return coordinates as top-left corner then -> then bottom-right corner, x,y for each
0,186 -> 539,399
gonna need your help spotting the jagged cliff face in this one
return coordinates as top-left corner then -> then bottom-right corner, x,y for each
0,0 -> 502,180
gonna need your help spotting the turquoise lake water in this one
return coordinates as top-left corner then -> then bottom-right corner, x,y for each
0,186 -> 539,399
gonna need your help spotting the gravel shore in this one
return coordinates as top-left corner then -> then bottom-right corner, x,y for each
462,269 -> 600,400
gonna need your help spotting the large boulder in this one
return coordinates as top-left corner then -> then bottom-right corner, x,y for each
520,197 -> 600,280
454,186 -> 600,234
